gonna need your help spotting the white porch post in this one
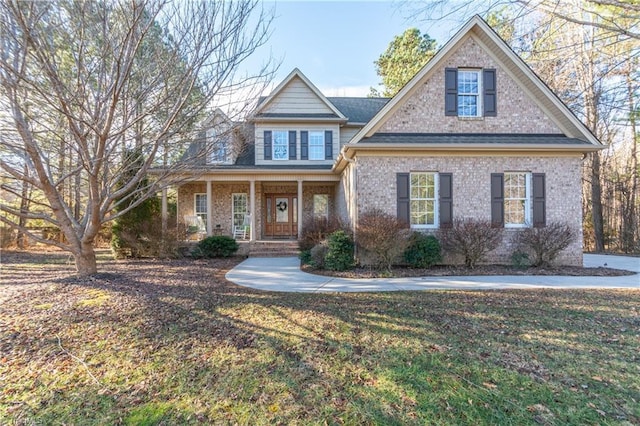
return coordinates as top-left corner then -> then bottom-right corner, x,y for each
297,179 -> 303,239
206,180 -> 213,236
250,179 -> 256,241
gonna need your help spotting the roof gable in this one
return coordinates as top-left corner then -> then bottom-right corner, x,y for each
351,15 -> 601,146
254,68 -> 346,119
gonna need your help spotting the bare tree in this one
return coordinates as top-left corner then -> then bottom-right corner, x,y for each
0,0 -> 275,275
403,0 -> 640,40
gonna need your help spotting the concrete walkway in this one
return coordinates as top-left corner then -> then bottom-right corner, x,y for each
226,254 -> 640,293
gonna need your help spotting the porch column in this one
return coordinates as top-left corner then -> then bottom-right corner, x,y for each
297,179 -> 303,239
161,187 -> 168,237
206,180 -> 213,236
250,179 -> 256,241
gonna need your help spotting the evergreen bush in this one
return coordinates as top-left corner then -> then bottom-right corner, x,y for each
404,233 -> 442,268
324,230 -> 354,271
194,236 -> 239,258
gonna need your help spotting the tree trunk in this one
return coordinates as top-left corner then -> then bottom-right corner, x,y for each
591,152 -> 605,252
16,163 -> 30,249
74,242 -> 98,276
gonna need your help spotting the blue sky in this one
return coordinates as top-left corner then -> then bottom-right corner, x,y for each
247,1 -> 454,96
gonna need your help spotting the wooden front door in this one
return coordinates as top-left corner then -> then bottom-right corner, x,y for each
264,194 -> 297,238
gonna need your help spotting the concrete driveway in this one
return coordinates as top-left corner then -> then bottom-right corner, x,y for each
226,254 -> 639,293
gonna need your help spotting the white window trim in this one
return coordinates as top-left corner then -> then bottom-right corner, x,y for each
410,172 -> 439,229
308,131 -> 324,161
194,193 -> 207,223
272,130 -> 288,161
458,69 -> 482,118
231,193 -> 248,229
504,172 -> 532,228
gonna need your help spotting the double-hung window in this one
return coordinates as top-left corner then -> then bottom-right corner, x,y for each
309,132 -> 324,160
410,172 -> 439,228
445,68 -> 496,117
232,193 -> 248,228
504,172 -> 531,227
457,69 -> 481,117
206,129 -> 227,164
272,131 -> 288,160
194,193 -> 207,224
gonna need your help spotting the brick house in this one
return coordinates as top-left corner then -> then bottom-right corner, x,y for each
175,15 -> 602,265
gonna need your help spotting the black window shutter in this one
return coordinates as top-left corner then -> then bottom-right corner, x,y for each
264,131 -> 272,160
532,173 -> 546,227
288,130 -> 297,160
324,130 -> 333,160
445,68 -> 458,116
397,173 -> 410,224
300,131 -> 308,160
491,173 -> 504,227
439,173 -> 453,228
483,69 -> 497,117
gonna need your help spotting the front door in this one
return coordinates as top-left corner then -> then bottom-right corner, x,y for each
264,194 -> 297,238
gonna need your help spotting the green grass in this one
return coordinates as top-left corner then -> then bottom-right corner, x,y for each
0,253 -> 638,425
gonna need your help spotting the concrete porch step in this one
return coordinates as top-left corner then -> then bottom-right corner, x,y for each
248,240 -> 300,258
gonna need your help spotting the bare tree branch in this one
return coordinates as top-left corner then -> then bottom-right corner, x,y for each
0,0 -> 275,274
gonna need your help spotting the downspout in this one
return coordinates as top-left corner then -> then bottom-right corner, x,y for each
342,154 -> 358,261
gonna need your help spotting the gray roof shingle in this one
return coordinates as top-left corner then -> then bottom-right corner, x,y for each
327,97 -> 389,123
360,133 -> 592,145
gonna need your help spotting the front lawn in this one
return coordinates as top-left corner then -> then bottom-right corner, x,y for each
1,251 -> 638,425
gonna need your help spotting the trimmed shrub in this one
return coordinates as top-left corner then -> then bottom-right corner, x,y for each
324,230 -> 354,271
510,251 -> 531,269
404,233 -> 442,268
356,209 -> 410,271
194,236 -> 239,258
514,222 -> 574,267
299,217 -> 344,251
438,218 -> 502,268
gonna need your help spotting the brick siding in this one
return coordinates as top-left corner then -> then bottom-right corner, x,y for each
378,36 -> 562,134
355,155 -> 584,266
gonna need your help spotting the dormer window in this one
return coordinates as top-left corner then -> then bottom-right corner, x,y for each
206,128 -> 228,164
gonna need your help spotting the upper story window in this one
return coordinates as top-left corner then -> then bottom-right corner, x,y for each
206,128 -> 228,164
309,131 -> 324,160
272,131 -> 288,160
457,70 -> 481,117
264,130 -> 332,161
445,68 -> 496,118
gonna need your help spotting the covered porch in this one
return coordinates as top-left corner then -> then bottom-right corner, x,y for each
175,170 -> 341,242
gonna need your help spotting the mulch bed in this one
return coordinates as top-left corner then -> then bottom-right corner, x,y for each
302,263 -> 636,279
